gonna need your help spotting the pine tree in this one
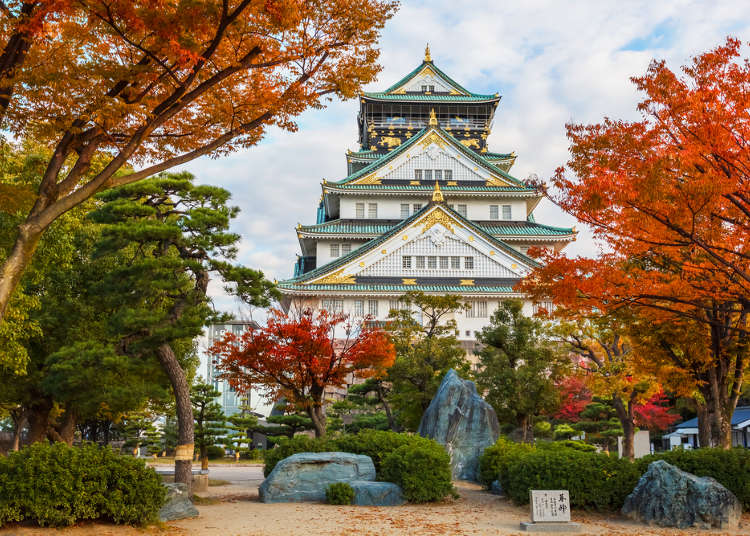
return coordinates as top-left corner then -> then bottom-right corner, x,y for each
88,172 -> 276,487
191,382 -> 227,470
224,404 -> 259,460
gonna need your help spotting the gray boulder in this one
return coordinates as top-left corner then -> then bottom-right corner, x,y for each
622,460 -> 741,529
350,481 -> 405,506
490,479 -> 503,496
417,369 -> 499,481
158,483 -> 199,522
259,452 -> 376,503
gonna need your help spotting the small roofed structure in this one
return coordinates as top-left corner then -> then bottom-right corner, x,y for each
663,406 -> 750,450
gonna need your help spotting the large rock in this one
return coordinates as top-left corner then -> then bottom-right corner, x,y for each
158,483 -> 199,522
417,369 -> 499,481
622,460 -> 741,529
259,452 -> 376,503
350,481 -> 405,506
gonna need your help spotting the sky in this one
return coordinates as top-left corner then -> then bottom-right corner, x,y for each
178,0 -> 750,316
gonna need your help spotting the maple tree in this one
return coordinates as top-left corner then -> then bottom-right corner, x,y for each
0,0 -> 398,322
522,38 -> 750,449
553,375 -> 591,423
212,308 -> 395,438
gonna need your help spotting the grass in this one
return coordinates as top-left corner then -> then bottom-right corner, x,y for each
208,479 -> 230,487
191,495 -> 221,505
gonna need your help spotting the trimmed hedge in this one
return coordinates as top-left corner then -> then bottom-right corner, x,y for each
206,445 -> 226,459
326,482 -> 354,505
380,443 -> 456,503
638,448 -> 750,509
263,430 -> 455,502
502,449 -> 640,511
0,442 -> 166,527
478,437 -> 534,488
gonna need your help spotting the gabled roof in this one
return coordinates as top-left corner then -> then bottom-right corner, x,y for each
298,219 -> 575,239
675,406 -> 750,429
363,54 -> 499,103
333,125 -> 529,189
281,201 -> 539,288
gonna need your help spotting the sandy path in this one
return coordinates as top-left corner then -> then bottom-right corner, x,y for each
2,476 -> 749,535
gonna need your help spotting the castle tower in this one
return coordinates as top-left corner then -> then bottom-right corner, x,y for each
278,51 -> 575,350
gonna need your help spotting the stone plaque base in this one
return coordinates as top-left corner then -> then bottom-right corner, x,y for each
520,521 -> 582,533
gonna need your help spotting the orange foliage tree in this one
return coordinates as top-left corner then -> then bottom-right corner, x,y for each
522,38 -> 750,448
211,308 -> 396,438
0,0 -> 398,321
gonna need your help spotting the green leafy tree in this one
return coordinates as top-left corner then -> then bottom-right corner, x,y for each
224,409 -> 259,460
475,300 -> 568,442
120,411 -> 159,457
87,172 -> 276,487
385,292 -> 470,431
191,382 -> 227,470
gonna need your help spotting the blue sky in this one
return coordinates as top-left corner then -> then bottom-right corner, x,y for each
177,0 -> 749,315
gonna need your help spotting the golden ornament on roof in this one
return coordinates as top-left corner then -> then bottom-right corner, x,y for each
425,44 -> 431,62
428,108 -> 438,127
432,181 -> 444,203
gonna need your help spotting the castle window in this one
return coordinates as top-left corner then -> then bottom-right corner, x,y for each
427,256 -> 437,269
467,301 -> 488,318
451,256 -> 461,269
440,256 -> 449,269
416,256 -> 425,269
444,169 -> 453,180
402,256 -> 412,269
413,203 -> 421,214
429,85 -> 435,92
356,202 -> 365,218
490,205 -> 499,220
368,203 -> 378,218
341,243 -> 351,255
457,204 -> 467,217
465,257 -> 474,270
502,205 -> 512,220
368,299 -> 378,316
400,204 -> 410,219
424,169 -> 433,181
353,300 -> 364,316
434,170 -> 442,180
330,243 -> 339,258
421,85 -> 427,92
322,299 -> 343,313
414,169 -> 423,181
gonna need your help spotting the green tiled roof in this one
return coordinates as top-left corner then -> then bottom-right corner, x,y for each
299,219 -> 574,237
484,152 -> 515,160
277,283 -> 517,293
378,59 -> 496,100
334,126 -> 527,188
281,203 -> 539,287
327,184 -> 535,193
362,93 -> 499,102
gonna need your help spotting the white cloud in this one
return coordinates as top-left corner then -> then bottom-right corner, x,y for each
178,0 -> 748,309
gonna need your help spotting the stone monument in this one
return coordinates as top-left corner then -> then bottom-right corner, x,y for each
417,369 -> 499,481
520,490 -> 581,533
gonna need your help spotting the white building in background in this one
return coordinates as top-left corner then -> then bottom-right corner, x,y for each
195,319 -> 273,418
278,48 -> 575,351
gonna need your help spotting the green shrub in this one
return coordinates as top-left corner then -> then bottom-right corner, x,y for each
326,482 -> 355,505
553,423 -> 577,439
206,445 -> 225,459
0,442 -> 166,527
536,440 -> 598,453
478,437 -> 534,488
502,449 -> 640,511
263,436 -> 334,476
638,448 -> 750,509
533,421 -> 552,439
332,429 -> 435,473
380,443 -> 456,503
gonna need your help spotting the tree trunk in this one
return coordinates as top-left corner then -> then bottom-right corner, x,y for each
156,343 -> 194,491
0,221 -> 44,322
201,446 -> 209,471
697,401 -> 711,448
376,381 -> 399,432
48,409 -> 76,445
27,403 -> 52,444
612,395 -> 635,460
11,412 -> 27,451
308,404 -> 326,438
